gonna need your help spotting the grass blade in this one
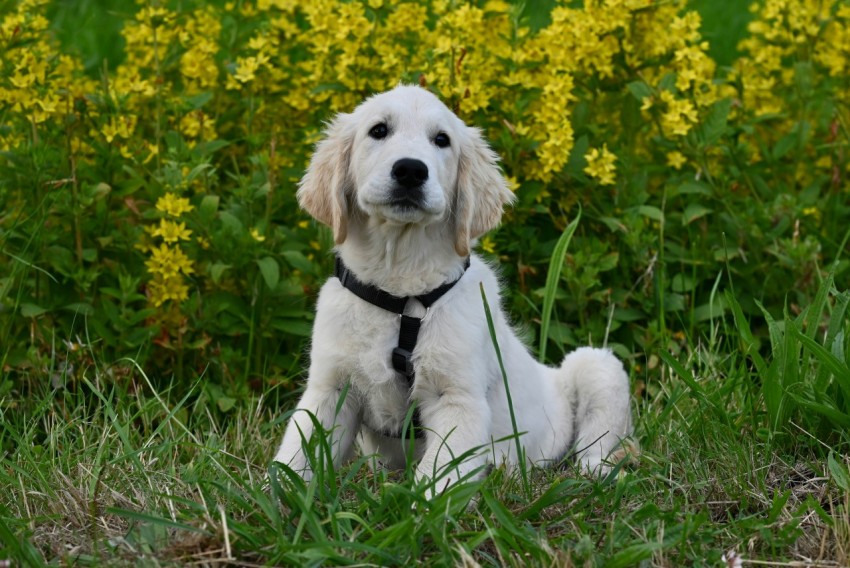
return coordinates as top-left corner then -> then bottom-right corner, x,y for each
480,283 -> 529,495
793,325 -> 850,401
539,207 -> 581,363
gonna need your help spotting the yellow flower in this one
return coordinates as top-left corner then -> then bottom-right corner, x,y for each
480,235 -> 496,254
802,207 -> 821,222
659,91 -> 698,137
250,227 -> 266,242
156,193 -> 194,217
151,219 -> 193,243
234,54 -> 268,83
143,143 -> 159,165
248,35 -> 269,51
101,116 -> 136,143
148,275 -> 190,307
146,244 -> 195,278
667,151 -> 687,170
584,144 -> 617,186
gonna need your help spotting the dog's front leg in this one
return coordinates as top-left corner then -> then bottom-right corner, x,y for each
273,366 -> 360,481
414,382 -> 491,493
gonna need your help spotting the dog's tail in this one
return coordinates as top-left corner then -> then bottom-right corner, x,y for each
556,347 -> 637,473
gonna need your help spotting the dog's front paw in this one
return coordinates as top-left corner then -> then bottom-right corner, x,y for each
415,460 -> 487,497
577,455 -> 609,476
273,446 -> 315,482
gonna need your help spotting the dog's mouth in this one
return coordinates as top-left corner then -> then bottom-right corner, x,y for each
360,182 -> 443,222
388,197 -> 425,211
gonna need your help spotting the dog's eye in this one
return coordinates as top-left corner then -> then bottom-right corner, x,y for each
368,123 -> 388,139
434,132 -> 451,148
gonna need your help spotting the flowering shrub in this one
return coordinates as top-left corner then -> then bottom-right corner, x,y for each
1,0 -> 848,396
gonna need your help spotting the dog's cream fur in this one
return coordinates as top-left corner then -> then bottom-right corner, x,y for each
274,85 -> 633,488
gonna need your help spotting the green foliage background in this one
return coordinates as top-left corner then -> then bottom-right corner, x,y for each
1,0 -> 848,429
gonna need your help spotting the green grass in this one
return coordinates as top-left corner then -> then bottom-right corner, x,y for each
2,272 -> 849,566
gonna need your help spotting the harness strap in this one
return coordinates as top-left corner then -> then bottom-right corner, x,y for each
333,256 -> 470,439
392,315 -> 421,380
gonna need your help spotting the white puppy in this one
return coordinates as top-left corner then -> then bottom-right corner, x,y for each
274,85 -> 633,488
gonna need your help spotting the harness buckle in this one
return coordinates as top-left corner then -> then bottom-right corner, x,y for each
391,347 -> 415,379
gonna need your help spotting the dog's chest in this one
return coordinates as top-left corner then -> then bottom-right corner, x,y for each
317,279 -> 467,433
346,313 -> 422,433
327,300 -> 429,433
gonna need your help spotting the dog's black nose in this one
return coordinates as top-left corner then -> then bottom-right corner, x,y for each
391,158 -> 429,189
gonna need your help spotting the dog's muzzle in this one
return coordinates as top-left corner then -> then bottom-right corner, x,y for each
390,158 -> 428,206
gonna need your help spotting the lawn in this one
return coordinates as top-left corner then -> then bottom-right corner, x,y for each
2,0 -> 850,565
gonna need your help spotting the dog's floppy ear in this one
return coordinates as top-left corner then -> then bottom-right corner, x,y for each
297,113 -> 356,244
453,126 -> 515,257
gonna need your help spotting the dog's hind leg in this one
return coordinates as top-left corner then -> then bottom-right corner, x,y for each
557,347 -> 632,473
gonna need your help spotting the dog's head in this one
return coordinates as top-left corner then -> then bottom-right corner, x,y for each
297,85 -> 515,256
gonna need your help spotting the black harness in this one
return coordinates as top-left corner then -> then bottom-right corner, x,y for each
334,256 -> 471,438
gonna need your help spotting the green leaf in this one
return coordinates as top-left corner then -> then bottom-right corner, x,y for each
257,257 -> 280,291
772,132 -> 797,161
219,211 -> 244,235
20,303 -> 47,318
599,216 -> 627,233
693,295 -> 727,321
658,72 -> 677,92
699,97 -> 732,147
828,452 -> 850,492
199,195 -> 220,222
184,91 -> 213,109
282,250 -> 315,273
682,203 -> 712,225
217,396 -> 237,413
63,302 -> 95,316
673,180 -> 713,197
636,205 -> 663,222
626,80 -> 653,102
192,140 -> 230,157
612,307 -> 645,322
209,262 -> 230,283
597,252 -> 619,272
546,321 -> 576,345
565,135 -> 590,175
671,273 -> 695,293
271,319 -> 313,337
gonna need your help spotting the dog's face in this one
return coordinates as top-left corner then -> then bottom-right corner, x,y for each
298,85 -> 514,256
348,89 -> 460,226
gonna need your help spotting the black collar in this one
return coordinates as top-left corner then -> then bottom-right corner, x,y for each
333,256 -> 471,316
332,255 -> 471,440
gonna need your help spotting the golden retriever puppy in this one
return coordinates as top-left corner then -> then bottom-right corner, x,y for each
274,85 -> 632,489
